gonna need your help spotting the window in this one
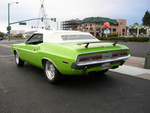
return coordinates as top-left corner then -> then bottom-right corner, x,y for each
90,27 -> 93,31
27,34 -> 43,44
113,28 -> 116,32
90,32 -> 94,36
61,35 -> 95,41
85,27 -> 88,31
123,29 -> 125,32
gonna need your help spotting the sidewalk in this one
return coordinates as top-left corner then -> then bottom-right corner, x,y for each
110,56 -> 150,80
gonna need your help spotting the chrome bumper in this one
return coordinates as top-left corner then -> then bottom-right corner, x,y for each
72,55 -> 130,69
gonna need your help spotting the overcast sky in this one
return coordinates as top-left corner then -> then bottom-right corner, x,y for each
0,0 -> 150,33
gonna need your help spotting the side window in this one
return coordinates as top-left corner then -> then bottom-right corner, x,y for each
28,34 -> 43,44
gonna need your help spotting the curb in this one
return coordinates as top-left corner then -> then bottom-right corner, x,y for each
110,56 -> 150,80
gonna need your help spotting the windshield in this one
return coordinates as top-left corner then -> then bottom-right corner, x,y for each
61,35 -> 96,41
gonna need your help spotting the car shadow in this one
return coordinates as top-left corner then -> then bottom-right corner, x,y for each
20,63 -> 117,89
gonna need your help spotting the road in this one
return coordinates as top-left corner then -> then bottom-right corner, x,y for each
119,42 -> 149,58
0,40 -> 150,113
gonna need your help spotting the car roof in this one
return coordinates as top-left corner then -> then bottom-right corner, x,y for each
34,30 -> 98,43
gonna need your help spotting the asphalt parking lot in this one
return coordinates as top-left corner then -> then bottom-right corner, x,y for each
0,40 -> 150,113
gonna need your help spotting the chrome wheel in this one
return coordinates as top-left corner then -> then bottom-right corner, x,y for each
14,51 -> 24,66
15,52 -> 19,64
45,61 -> 56,80
44,60 -> 61,84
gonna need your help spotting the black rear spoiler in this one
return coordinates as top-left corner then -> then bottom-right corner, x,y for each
77,41 -> 117,48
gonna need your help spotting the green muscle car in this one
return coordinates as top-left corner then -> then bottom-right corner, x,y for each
11,30 -> 130,83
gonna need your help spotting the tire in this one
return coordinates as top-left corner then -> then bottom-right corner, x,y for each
44,60 -> 61,84
15,51 -> 24,66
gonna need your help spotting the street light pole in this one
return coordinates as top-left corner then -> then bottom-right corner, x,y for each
7,2 -> 18,41
8,3 -> 11,41
57,22 -> 59,30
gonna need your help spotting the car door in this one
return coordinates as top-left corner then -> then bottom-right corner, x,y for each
22,33 -> 43,66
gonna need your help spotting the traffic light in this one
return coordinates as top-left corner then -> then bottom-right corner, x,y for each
41,17 -> 44,22
7,26 -> 11,31
54,18 -> 56,22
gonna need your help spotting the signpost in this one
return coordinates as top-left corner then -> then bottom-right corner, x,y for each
104,22 -> 110,38
144,45 -> 150,69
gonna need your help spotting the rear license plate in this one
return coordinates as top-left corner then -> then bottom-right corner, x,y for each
101,63 -> 110,70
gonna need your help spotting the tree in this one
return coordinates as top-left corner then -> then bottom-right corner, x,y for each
133,22 -> 139,25
0,32 -> 4,37
142,10 -> 150,26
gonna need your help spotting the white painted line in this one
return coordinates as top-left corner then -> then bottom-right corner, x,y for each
0,55 -> 14,58
0,82 -> 8,93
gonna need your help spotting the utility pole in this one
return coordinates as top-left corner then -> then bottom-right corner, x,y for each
144,44 -> 150,69
7,2 -> 18,41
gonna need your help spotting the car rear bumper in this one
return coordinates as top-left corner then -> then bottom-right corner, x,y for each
71,55 -> 130,74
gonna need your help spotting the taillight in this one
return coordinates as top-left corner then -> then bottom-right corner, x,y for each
112,52 -> 127,58
79,58 -> 90,62
79,56 -> 102,62
120,53 -> 127,56
112,54 -> 119,58
92,56 -> 102,60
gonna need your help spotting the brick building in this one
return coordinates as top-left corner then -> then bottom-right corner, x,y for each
77,17 -> 126,37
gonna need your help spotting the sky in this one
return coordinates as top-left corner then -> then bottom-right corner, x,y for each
0,0 -> 150,33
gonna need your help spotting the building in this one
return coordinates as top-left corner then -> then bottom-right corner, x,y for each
128,24 -> 150,37
11,30 -> 25,35
77,17 -> 126,37
61,19 -> 81,30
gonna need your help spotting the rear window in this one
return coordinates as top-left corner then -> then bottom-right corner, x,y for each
61,35 -> 96,41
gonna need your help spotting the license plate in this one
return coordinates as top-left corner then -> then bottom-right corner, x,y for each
101,63 -> 110,70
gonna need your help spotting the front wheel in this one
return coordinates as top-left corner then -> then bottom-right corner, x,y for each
44,60 -> 61,84
15,51 -> 24,66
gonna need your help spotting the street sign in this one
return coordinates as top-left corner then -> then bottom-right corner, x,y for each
104,29 -> 110,34
19,22 -> 26,25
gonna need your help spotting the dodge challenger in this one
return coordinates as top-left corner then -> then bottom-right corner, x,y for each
11,30 -> 130,83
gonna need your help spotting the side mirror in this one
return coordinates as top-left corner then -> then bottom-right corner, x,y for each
25,41 -> 29,44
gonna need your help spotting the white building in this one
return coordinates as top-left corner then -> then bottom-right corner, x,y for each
11,30 -> 25,35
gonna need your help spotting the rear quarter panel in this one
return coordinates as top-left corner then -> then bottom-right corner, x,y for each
37,43 -> 78,74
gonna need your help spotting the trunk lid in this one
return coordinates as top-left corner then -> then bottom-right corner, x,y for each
60,41 -> 129,54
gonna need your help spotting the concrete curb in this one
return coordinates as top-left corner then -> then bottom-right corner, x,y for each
110,56 -> 150,80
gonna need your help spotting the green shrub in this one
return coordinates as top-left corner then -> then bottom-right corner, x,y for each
107,34 -> 118,37
96,36 -> 149,42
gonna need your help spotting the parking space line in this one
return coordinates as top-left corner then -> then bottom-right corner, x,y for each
0,55 -> 14,60
0,55 -> 14,58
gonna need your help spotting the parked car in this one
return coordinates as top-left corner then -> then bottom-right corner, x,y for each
0,37 -> 3,40
11,30 -> 130,83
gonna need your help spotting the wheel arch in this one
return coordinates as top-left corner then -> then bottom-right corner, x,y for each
13,50 -> 17,55
42,58 -> 62,74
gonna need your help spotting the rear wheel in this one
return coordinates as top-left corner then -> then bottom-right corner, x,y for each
15,51 -> 24,66
44,60 -> 61,84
